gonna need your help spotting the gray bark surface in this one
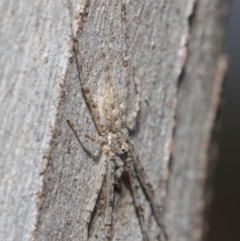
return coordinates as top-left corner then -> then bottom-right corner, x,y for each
0,0 -> 228,241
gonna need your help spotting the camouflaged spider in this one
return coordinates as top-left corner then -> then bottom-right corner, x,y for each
67,1 -> 167,241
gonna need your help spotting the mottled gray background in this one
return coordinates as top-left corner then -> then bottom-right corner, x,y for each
207,0 -> 240,240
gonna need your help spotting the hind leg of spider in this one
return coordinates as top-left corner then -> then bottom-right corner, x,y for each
67,119 -> 101,158
128,142 -> 168,240
126,156 -> 150,241
105,158 -> 115,241
83,151 -> 109,241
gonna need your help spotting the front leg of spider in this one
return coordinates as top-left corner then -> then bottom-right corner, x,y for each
67,120 -> 101,158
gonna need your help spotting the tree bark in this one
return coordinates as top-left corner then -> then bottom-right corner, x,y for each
0,0 -> 228,241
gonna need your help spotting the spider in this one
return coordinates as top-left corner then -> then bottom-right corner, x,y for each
67,1 -> 167,240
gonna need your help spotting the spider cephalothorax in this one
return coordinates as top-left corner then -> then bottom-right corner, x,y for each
108,129 -> 129,155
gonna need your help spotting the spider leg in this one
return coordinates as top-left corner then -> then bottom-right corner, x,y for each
121,0 -> 129,100
126,156 -> 150,241
121,0 -> 141,131
128,142 -> 168,240
69,3 -> 106,135
105,158 -> 115,241
84,150 -> 108,241
67,119 -> 101,158
115,156 -> 124,180
126,68 -> 141,131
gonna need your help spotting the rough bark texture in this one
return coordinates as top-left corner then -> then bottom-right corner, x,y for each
0,0 -> 228,241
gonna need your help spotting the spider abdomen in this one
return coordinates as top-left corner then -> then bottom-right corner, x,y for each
100,85 -> 126,132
